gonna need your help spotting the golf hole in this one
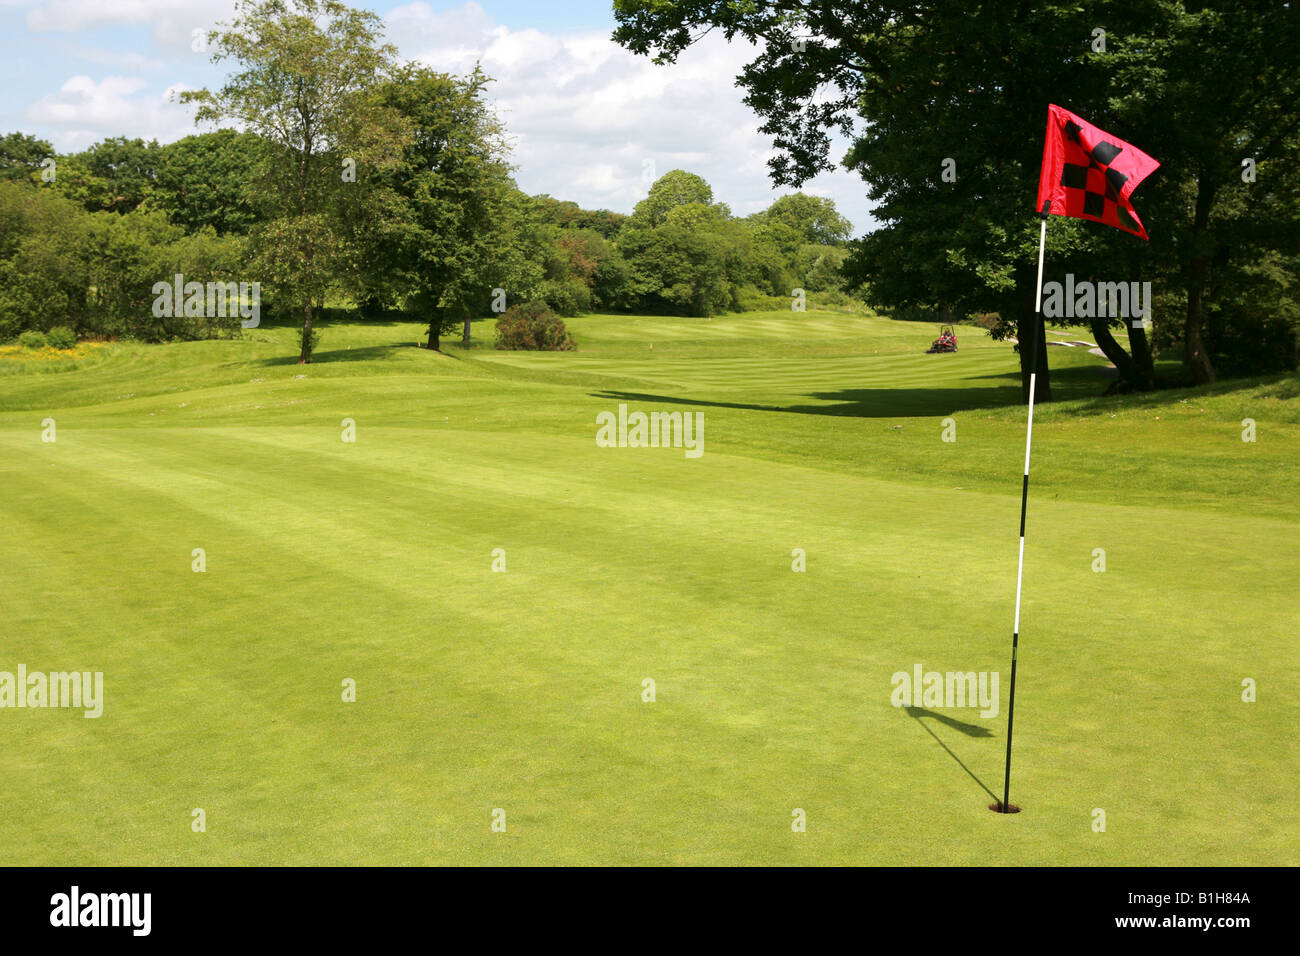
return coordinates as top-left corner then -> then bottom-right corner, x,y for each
989,802 -> 1022,814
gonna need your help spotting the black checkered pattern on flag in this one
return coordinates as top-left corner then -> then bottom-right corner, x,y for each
1036,104 -> 1159,240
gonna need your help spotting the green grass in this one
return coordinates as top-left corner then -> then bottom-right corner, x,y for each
1,310 -> 1295,865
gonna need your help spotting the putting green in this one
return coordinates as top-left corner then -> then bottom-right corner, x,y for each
0,310 -> 1295,865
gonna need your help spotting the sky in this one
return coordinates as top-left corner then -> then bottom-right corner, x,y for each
0,0 -> 877,233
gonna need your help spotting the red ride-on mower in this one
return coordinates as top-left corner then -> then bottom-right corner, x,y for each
926,325 -> 958,354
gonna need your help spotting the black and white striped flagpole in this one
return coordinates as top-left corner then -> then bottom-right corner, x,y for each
1000,203 -> 1049,813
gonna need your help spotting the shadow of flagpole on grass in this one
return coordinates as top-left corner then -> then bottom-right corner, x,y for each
904,707 -> 999,803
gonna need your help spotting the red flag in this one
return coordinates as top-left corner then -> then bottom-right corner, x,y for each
1036,104 -> 1159,240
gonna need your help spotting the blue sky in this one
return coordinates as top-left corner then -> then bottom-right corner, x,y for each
1,1 -> 875,232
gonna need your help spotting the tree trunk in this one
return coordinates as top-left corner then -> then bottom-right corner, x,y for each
1185,264 -> 1215,384
1184,174 -> 1218,384
296,142 -> 314,365
1015,287 -> 1052,404
1128,319 -> 1156,390
298,302 -> 313,364
462,316 -> 471,346
428,321 -> 440,352
1126,259 -> 1155,391
1089,318 -> 1140,390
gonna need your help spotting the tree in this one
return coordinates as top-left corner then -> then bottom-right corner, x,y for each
620,220 -> 735,316
795,243 -> 849,293
43,136 -> 163,214
356,64 -> 516,350
182,0 -> 407,362
0,132 -> 54,185
82,210 -> 246,342
1102,1 -> 1300,385
0,180 -> 247,342
614,170 -> 747,314
629,169 -> 715,226
552,228 -> 637,311
151,129 -> 267,235
45,153 -> 113,212
0,182 -> 90,339
591,243 -> 639,311
534,196 -> 627,239
756,192 -> 852,246
77,137 -> 161,214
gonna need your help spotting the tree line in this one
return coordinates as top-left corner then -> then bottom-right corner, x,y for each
0,0 -> 854,362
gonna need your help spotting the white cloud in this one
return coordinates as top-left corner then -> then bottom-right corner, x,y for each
387,2 -> 874,232
26,73 -> 197,149
26,0 -> 236,51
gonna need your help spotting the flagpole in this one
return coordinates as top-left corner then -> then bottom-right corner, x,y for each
1000,206 -> 1048,813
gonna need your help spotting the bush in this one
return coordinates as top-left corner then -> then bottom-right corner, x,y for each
494,301 -> 576,351
734,285 -> 786,312
592,249 -> 639,311
810,289 -> 856,309
17,329 -> 46,349
45,326 -> 77,349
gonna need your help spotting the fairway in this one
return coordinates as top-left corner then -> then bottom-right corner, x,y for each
1,310 -> 1296,865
